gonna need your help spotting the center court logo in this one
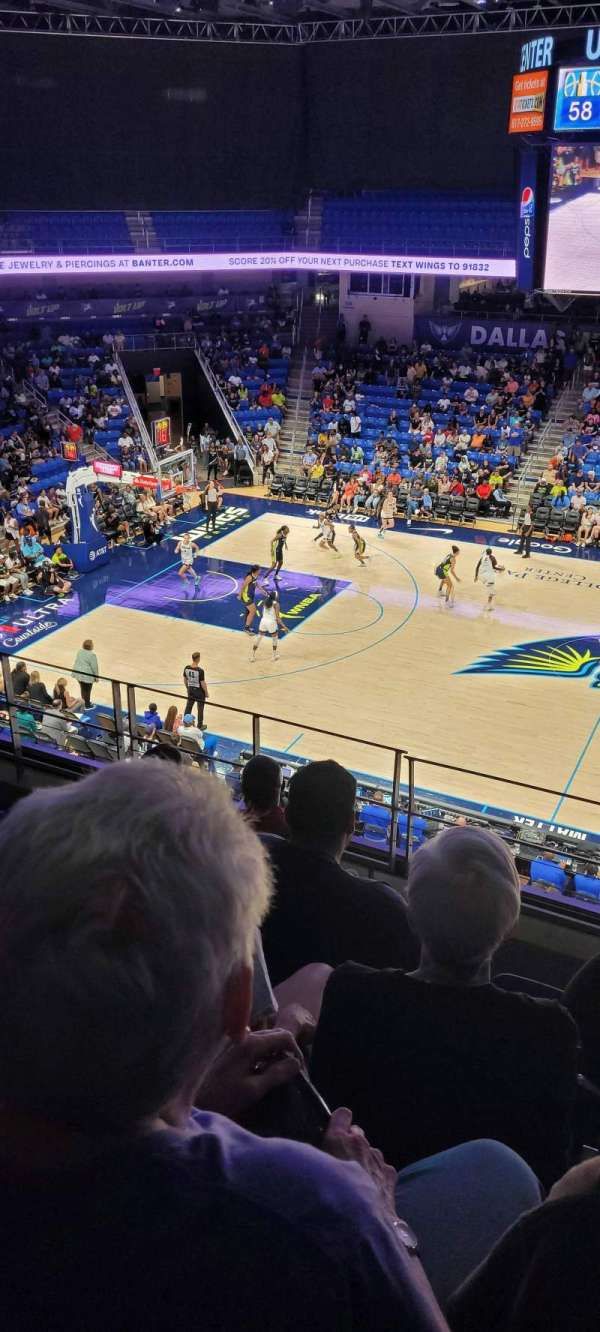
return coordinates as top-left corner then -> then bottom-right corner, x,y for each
459,635 -> 600,688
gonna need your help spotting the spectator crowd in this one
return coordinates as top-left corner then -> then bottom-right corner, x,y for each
295,335 -> 566,528
525,342 -> 600,550
0,752 -> 598,1329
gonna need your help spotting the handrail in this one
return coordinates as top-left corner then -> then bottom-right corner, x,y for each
194,346 -> 255,473
3,650 -> 599,873
510,402 -> 557,526
289,345 -> 307,460
117,331 -> 256,475
114,353 -> 160,473
510,367 -> 580,527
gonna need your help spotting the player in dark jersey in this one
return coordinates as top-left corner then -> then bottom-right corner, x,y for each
348,523 -> 368,565
239,565 -> 261,633
266,526 -> 289,581
435,545 -> 461,605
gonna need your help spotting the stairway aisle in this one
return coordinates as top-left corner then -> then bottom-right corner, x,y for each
293,192 -> 324,249
125,211 -> 157,251
277,298 -> 339,472
507,381 -> 582,515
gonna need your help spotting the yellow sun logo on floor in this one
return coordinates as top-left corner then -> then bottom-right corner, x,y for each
459,637 -> 600,687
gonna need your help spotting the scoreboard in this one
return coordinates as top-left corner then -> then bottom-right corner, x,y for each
554,66 -> 600,131
152,416 -> 171,449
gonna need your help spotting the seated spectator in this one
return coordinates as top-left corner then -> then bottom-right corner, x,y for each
40,699 -> 71,749
301,447 -> 317,476
179,713 -> 205,748
10,659 -> 29,697
15,695 -> 38,737
162,703 -> 182,738
448,1157 -> 600,1332
310,826 -> 577,1188
261,760 -> 418,986
492,486 -> 511,518
51,544 -> 74,574
20,531 -> 44,568
53,676 -> 79,711
0,552 -> 29,601
0,762 -> 462,1331
242,755 -> 288,837
475,480 -> 492,511
36,559 -> 71,598
28,670 -> 53,709
143,702 -> 163,733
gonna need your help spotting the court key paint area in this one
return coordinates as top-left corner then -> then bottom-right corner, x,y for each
8,499 -> 600,836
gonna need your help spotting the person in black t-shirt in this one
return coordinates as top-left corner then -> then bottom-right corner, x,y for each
206,444 -> 219,481
182,652 -> 208,729
310,825 -> 578,1189
261,760 -> 419,986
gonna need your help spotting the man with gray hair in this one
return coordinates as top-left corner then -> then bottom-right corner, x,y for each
312,826 -> 578,1195
0,762 -> 451,1332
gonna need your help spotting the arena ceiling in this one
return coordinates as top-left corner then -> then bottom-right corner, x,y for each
0,0 -> 594,41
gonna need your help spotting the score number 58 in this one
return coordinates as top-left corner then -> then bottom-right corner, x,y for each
568,100 -> 594,121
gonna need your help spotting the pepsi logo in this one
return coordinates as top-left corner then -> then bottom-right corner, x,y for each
520,186 -> 535,218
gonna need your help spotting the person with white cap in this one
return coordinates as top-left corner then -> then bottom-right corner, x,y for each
179,713 -> 205,748
311,826 -> 578,1197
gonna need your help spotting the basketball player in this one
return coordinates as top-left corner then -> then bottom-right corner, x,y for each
312,512 -> 326,543
239,565 -> 261,633
266,525 -> 289,581
348,522 -> 368,565
251,593 -> 288,660
435,545 -> 461,605
378,488 -> 397,538
474,546 -> 505,613
318,516 -> 340,554
175,533 -> 202,584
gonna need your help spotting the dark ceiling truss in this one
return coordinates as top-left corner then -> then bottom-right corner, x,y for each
0,3 -> 598,43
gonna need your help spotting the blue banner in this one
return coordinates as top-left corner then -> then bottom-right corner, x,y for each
414,314 -> 571,350
0,292 -> 274,324
516,148 -> 538,291
68,485 -> 110,573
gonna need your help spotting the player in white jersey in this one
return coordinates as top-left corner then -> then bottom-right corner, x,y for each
251,593 -> 288,661
175,534 -> 201,585
474,546 -> 504,613
317,516 -> 340,555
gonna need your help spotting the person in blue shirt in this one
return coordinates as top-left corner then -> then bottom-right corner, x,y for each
19,532 -> 45,566
143,702 -> 163,733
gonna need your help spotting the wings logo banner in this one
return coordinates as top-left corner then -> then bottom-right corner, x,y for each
459,636 -> 600,687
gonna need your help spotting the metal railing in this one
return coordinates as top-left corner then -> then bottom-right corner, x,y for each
509,368 -> 582,527
2,652 -> 599,895
193,346 -> 256,476
114,353 -> 160,474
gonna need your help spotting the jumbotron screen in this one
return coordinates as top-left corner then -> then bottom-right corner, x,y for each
543,142 -> 600,292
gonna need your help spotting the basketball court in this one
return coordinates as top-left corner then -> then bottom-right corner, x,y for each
10,495 -> 600,837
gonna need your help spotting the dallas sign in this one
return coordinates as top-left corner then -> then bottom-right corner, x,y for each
0,250 -> 516,280
417,317 -> 563,350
